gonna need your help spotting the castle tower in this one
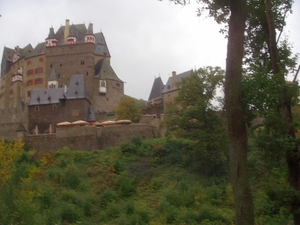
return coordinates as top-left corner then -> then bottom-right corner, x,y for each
67,24 -> 77,45
45,27 -> 58,47
85,23 -> 95,44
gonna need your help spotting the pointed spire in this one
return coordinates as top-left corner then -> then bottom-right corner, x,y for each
67,24 -> 77,45
86,23 -> 93,35
85,23 -> 95,44
48,68 -> 57,81
47,27 -> 56,39
69,24 -> 76,37
45,27 -> 58,47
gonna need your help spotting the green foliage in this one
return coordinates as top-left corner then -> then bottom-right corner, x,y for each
164,66 -> 225,140
115,174 -> 136,197
0,138 -> 295,224
115,96 -> 142,122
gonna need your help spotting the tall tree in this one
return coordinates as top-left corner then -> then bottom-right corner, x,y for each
161,0 -> 254,223
224,1 -> 254,224
264,0 -> 300,223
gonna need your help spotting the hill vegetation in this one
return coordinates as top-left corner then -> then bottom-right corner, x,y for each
0,137 -> 294,225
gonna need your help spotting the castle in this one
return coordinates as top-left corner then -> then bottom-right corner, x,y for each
0,19 -> 124,140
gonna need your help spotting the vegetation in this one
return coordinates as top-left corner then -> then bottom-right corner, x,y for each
0,137 -> 297,224
163,0 -> 299,224
115,96 -> 142,123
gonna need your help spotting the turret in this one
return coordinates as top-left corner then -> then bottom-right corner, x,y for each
48,68 -> 58,89
67,24 -> 77,45
45,27 -> 58,47
85,23 -> 95,44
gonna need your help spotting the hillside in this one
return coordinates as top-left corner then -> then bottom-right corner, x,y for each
0,137 -> 293,225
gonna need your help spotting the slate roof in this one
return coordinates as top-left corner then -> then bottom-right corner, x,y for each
162,70 -> 193,94
94,58 -> 123,82
29,88 -> 64,105
29,74 -> 90,106
46,22 -> 111,57
27,43 -> 45,58
148,77 -> 165,102
64,74 -> 89,100
48,68 -> 57,81
1,47 -> 14,76
94,32 -> 111,57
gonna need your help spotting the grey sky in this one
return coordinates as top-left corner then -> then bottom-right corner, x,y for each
0,0 -> 299,100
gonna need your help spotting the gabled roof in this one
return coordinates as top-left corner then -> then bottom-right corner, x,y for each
29,88 -> 64,105
94,58 -> 123,82
64,74 -> 89,100
148,77 -> 165,102
27,42 -> 45,58
19,44 -> 34,58
1,47 -> 14,77
55,23 -> 87,45
162,70 -> 193,94
94,32 -> 111,57
29,74 -> 90,106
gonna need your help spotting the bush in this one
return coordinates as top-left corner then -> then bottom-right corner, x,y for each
115,175 -> 136,197
100,189 -> 117,207
60,203 -> 83,223
63,165 -> 81,189
127,161 -> 155,182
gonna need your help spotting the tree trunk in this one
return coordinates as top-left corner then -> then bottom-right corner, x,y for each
225,0 -> 254,224
265,0 -> 300,223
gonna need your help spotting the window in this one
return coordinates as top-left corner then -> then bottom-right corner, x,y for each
35,106 -> 40,112
60,61 -> 63,67
27,69 -> 34,75
50,63 -> 53,68
39,57 -> 44,62
26,80 -> 33,86
49,83 -> 56,89
35,67 -> 43,74
27,60 -> 31,65
35,78 -> 43,85
80,59 -> 85,65
52,105 -> 57,110
116,82 -> 120,87
27,91 -> 31,97
101,80 -> 106,87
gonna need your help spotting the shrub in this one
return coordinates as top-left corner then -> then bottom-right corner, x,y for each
60,203 -> 83,223
100,189 -> 117,207
127,161 -> 155,182
115,175 -> 136,197
63,165 -> 81,189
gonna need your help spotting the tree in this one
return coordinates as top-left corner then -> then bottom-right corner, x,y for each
162,0 -> 254,223
224,1 -> 255,224
115,96 -> 142,123
164,67 -> 228,175
164,66 -> 224,139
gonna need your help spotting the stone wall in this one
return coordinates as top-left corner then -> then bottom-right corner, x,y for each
24,123 -> 160,151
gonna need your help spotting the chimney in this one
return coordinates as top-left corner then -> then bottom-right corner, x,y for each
64,19 -> 70,44
172,71 -> 177,90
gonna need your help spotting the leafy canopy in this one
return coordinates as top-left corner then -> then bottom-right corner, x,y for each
115,96 -> 142,123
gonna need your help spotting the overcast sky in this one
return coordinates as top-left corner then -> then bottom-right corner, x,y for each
0,0 -> 299,100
